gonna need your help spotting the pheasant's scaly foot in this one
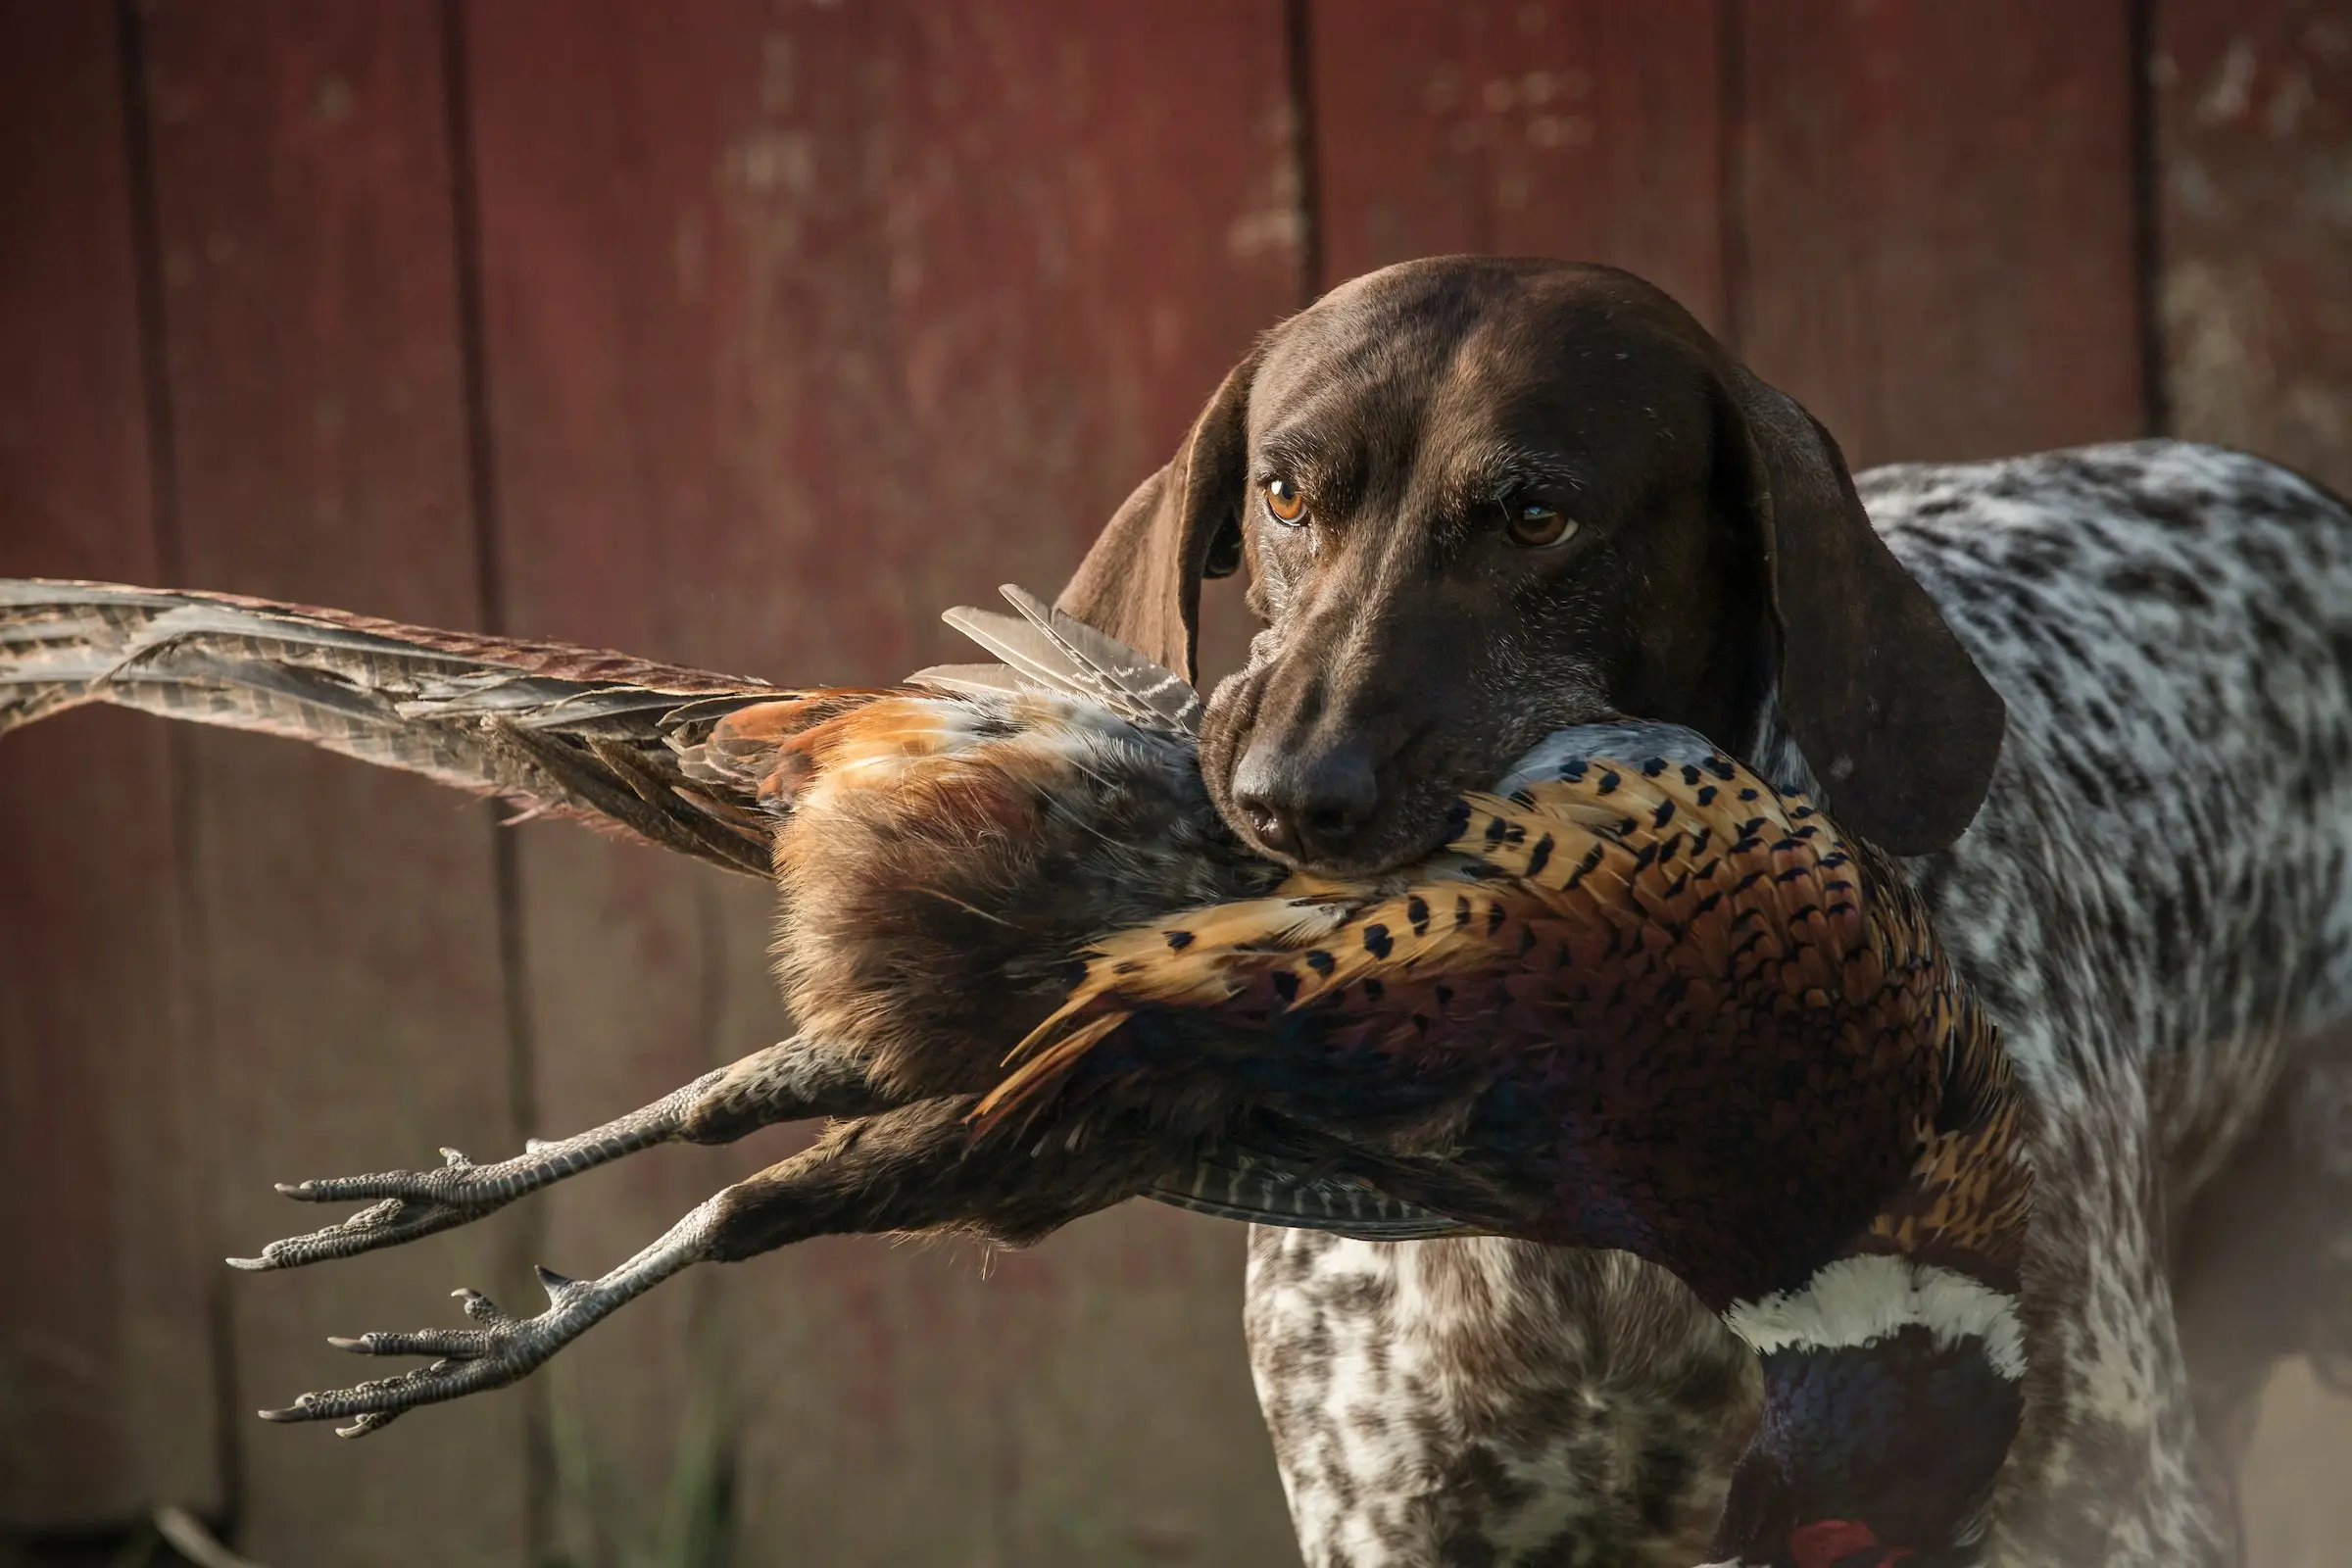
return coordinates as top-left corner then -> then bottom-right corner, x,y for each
256,1194 -> 723,1436
229,1147 -> 542,1271
259,1268 -> 595,1438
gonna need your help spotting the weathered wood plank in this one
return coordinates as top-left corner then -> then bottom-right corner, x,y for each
0,0 -> 217,1531
1311,0 -> 1727,325
1734,0 -> 2146,466
460,2 -> 1300,1560
2154,0 -> 2352,493
133,2 -> 530,1560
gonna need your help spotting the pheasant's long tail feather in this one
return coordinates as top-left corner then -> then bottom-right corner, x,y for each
0,578 -> 795,875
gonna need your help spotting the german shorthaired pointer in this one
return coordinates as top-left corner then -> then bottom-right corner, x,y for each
1055,256 -> 2352,1565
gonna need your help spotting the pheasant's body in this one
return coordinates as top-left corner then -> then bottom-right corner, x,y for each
979,737 -> 2024,1319
739,689 -> 1280,1104
0,577 -> 2030,1564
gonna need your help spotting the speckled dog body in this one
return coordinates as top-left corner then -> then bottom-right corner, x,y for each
1246,440 -> 2352,1566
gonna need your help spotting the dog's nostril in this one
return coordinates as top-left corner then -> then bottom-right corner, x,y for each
1235,794 -> 1299,856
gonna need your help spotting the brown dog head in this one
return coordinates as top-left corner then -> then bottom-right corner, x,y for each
1058,257 -> 2004,875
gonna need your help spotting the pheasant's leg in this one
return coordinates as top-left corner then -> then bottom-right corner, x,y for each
261,1097 -> 1161,1436
233,1036 -> 890,1271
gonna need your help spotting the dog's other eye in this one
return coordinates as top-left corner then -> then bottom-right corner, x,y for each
1264,477 -> 1308,526
1505,502 -> 1577,549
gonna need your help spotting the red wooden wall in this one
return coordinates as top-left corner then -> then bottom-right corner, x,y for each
0,3 -> 2344,1565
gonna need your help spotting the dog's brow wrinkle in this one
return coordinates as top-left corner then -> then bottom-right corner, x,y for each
1256,434 -> 1318,477
1258,428 -> 1346,484
1448,446 -> 1586,511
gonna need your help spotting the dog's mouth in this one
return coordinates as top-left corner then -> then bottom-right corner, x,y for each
1206,697 -> 1633,879
1211,733 -> 1512,878
1200,641 -> 1626,878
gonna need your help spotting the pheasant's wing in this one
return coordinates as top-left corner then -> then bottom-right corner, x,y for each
930,582 -> 1202,736
992,584 -> 1203,735
0,578 -> 808,874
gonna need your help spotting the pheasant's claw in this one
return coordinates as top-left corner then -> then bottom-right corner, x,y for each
260,1277 -> 583,1438
334,1408 -> 402,1439
256,1195 -> 722,1439
229,1154 -> 517,1271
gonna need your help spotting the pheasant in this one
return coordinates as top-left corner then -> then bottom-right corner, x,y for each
1,577 -> 2030,1568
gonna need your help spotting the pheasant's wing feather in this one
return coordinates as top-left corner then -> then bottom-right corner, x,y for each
994,584 -> 1202,735
938,607 -> 1094,700
904,662 -> 1033,701
938,583 -> 1201,735
1152,1145 -> 1474,1239
0,578 -> 798,874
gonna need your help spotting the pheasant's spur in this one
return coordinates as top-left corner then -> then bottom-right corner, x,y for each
0,577 -> 2029,1567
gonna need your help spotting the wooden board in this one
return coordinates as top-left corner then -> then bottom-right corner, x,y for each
0,0 -> 218,1532
457,2 -> 1301,1561
2154,0 -> 2352,494
1311,0 -> 1728,326
131,2 -> 530,1561
1733,0 -> 2147,466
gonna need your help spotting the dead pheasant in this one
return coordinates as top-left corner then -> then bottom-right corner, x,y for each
1,577 -> 2029,1568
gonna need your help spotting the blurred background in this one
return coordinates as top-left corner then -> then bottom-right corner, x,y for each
1,2 -> 2346,1564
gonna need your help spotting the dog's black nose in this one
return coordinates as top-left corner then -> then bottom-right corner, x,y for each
1231,740 -> 1379,864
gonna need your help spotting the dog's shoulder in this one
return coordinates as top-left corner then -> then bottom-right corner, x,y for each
1853,437 -> 2352,829
1853,438 -> 2352,1077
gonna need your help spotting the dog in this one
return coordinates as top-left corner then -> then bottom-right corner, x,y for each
1054,256 -> 2352,1565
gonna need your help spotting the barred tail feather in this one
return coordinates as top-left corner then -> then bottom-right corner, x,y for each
0,578 -> 789,875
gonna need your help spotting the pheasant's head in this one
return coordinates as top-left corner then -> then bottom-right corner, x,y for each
1705,1251 -> 2026,1568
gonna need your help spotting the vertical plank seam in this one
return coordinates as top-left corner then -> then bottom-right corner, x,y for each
1715,0 -> 1751,359
1285,0 -> 1324,302
117,0 -> 182,589
2127,0 -> 2171,436
116,0 -> 241,1539
437,1 -> 554,1558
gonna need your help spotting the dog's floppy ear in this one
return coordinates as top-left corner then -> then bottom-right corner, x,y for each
1055,357 -> 1254,680
1721,365 -> 2006,855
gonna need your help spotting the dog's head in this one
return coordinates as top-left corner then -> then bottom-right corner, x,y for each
1059,257 -> 2004,875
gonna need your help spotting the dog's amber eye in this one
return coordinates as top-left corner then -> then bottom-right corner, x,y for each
1506,503 -> 1576,549
1264,478 -> 1307,525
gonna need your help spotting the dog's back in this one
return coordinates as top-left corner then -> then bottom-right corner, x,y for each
1250,437 -> 2352,1566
